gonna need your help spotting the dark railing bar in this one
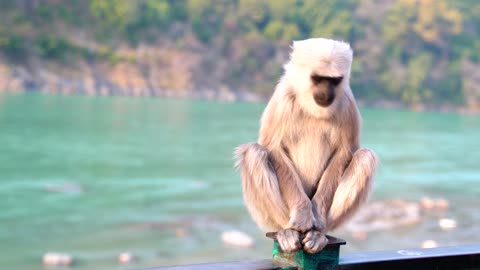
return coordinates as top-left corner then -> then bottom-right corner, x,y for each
338,244 -> 480,270
140,259 -> 276,270
143,243 -> 480,270
340,243 -> 480,265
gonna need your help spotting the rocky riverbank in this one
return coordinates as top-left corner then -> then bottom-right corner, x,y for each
0,43 -> 263,102
1,43 -> 478,114
3,58 -> 478,115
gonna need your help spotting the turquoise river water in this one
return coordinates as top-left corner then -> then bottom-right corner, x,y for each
0,93 -> 479,269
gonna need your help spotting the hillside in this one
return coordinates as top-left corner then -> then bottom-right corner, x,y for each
1,0 -> 479,112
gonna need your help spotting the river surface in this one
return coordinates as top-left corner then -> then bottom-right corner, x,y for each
0,93 -> 479,269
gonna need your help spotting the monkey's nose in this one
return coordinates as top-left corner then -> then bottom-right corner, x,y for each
313,92 -> 335,107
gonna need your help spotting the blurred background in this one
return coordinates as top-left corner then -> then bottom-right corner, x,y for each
0,0 -> 479,269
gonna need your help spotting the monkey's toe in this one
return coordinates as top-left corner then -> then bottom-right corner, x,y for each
302,230 -> 327,254
277,229 -> 301,252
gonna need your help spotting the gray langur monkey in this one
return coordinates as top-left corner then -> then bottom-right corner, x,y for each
235,38 -> 378,254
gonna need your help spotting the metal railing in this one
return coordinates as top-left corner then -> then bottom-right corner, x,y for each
147,243 -> 480,270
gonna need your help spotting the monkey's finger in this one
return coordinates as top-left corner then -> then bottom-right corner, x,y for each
301,230 -> 317,244
291,235 -> 302,250
277,236 -> 289,251
279,237 -> 298,252
278,229 -> 301,252
277,230 -> 295,252
304,234 -> 328,254
278,239 -> 288,252
302,233 -> 312,244
285,230 -> 301,251
286,237 -> 299,251
314,237 -> 328,252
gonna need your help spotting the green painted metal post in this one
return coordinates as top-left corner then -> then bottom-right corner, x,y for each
267,233 -> 346,270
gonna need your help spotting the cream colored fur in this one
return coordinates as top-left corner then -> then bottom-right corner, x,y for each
235,38 -> 378,254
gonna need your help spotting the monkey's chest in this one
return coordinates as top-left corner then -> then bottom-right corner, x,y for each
287,134 -> 334,196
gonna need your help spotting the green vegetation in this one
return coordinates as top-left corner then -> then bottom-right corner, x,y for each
0,0 -> 479,110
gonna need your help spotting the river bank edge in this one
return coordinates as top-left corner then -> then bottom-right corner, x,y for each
1,89 -> 478,115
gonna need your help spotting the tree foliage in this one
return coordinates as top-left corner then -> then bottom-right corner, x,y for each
0,0 -> 479,109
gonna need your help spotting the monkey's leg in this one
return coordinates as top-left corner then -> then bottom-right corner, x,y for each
304,148 -> 377,253
327,148 -> 378,231
235,142 -> 290,231
306,150 -> 352,254
269,149 -> 320,233
235,143 -> 312,251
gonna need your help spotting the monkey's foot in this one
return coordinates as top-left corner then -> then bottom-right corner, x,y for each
302,230 -> 328,254
277,229 -> 302,252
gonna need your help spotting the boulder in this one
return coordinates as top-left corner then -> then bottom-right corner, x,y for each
221,230 -> 255,248
42,252 -> 73,266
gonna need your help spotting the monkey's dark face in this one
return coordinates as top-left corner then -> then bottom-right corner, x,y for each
310,74 -> 343,107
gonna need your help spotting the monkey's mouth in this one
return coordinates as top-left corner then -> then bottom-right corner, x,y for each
313,91 -> 335,107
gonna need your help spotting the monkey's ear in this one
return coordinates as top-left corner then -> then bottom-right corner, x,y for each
291,40 -> 299,51
292,40 -> 307,50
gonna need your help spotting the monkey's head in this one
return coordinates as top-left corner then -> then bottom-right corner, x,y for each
284,38 -> 353,118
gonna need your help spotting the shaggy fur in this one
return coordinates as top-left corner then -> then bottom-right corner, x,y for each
235,38 -> 378,253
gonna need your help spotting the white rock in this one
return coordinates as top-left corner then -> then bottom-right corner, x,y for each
345,199 -> 421,232
42,252 -> 73,266
438,218 -> 457,230
44,182 -> 83,193
118,252 -> 135,264
434,198 -> 449,210
420,197 -> 449,211
351,230 -> 368,240
419,197 -> 435,209
422,240 -> 438,248
175,228 -> 187,238
221,230 -> 255,248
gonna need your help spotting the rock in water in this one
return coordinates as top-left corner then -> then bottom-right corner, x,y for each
44,182 -> 83,193
419,197 -> 435,210
345,199 -> 421,232
434,198 -> 449,210
420,197 -> 449,211
42,252 -> 73,266
438,218 -> 457,230
221,230 -> 255,248
118,252 -> 136,264
422,240 -> 438,248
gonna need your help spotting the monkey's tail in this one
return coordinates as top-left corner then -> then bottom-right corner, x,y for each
234,142 -> 289,231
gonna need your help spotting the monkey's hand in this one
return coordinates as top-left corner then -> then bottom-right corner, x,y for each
288,203 -> 323,233
277,229 -> 302,252
302,230 -> 328,254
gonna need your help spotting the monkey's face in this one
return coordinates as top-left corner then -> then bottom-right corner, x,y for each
286,38 -> 353,118
285,64 -> 347,118
310,74 -> 343,107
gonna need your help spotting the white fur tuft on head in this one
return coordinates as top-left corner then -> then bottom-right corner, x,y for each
289,38 -> 353,78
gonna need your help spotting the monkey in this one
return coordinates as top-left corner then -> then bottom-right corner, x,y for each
234,38 -> 378,254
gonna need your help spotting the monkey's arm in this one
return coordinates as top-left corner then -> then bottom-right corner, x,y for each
259,88 -> 320,232
312,101 -> 363,231
269,148 -> 320,232
311,150 -> 351,230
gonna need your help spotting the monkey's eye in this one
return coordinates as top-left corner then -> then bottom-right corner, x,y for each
311,75 -> 324,84
330,77 -> 343,86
